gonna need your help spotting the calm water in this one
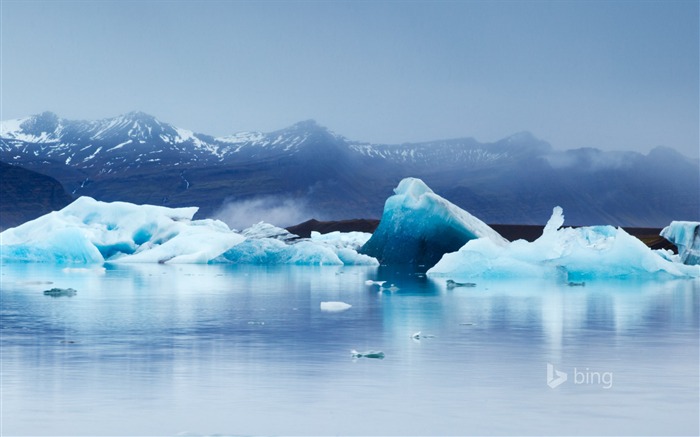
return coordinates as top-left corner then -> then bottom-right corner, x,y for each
1,263 -> 698,436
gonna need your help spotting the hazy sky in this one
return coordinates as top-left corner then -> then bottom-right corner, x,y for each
1,1 -> 698,157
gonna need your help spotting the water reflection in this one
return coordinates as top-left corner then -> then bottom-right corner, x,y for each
1,263 -> 698,436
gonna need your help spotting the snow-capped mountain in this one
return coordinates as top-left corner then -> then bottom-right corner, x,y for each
1,111 -> 698,227
0,111 -> 226,173
0,112 -> 529,175
348,131 -> 552,169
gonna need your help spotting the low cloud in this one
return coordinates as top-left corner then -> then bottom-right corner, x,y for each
212,195 -> 314,230
544,150 -> 635,171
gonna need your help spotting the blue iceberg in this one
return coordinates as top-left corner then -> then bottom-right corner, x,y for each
360,178 -> 507,266
428,207 -> 700,280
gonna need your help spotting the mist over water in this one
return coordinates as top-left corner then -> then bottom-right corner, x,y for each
212,195 -> 315,230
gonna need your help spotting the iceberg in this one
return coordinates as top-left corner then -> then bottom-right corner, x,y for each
43,287 -> 77,298
241,221 -> 299,242
351,350 -> 385,359
212,238 -> 344,265
0,196 -> 242,264
0,197 -> 378,266
309,230 -> 378,265
360,178 -> 507,266
320,301 -> 352,312
428,207 -> 700,280
660,221 -> 700,265
211,229 -> 377,266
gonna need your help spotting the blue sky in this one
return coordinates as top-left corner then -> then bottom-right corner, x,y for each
1,1 -> 698,157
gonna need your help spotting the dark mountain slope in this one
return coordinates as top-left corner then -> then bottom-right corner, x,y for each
0,161 -> 73,230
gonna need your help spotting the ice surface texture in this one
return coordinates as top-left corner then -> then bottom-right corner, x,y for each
428,207 -> 700,279
660,221 -> 700,265
0,197 -> 375,266
360,178 -> 507,266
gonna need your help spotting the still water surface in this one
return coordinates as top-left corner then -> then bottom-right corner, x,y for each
1,263 -> 698,436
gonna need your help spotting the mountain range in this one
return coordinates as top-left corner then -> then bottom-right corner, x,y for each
1,111 -> 698,229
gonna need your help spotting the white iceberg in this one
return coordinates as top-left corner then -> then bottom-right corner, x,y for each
428,207 -> 700,280
0,197 -> 378,266
310,230 -> 372,251
660,221 -> 700,265
320,301 -> 352,312
360,178 -> 507,266
0,196 -> 244,264
211,230 -> 377,266
241,221 -> 299,242
309,230 -> 378,265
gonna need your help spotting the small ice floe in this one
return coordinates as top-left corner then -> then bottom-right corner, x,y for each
365,280 -> 386,287
567,281 -> 586,287
320,301 -> 352,312
446,279 -> 476,289
62,267 -> 106,275
351,350 -> 385,359
411,331 -> 435,340
43,287 -> 77,298
247,321 -> 265,325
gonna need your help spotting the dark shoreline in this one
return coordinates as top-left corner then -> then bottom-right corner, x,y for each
286,219 -> 676,252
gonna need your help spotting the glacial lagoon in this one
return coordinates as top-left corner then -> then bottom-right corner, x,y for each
1,263 -> 698,436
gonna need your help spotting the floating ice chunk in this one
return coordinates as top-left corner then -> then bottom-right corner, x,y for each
360,178 -> 507,267
446,279 -> 476,289
660,221 -> 700,265
365,280 -> 386,286
320,301 -> 352,312
43,287 -> 77,297
428,207 -> 700,280
351,350 -> 385,359
411,332 -> 435,340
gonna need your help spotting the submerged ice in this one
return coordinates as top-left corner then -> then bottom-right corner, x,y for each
428,207 -> 700,280
0,197 -> 376,266
360,178 -> 507,266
